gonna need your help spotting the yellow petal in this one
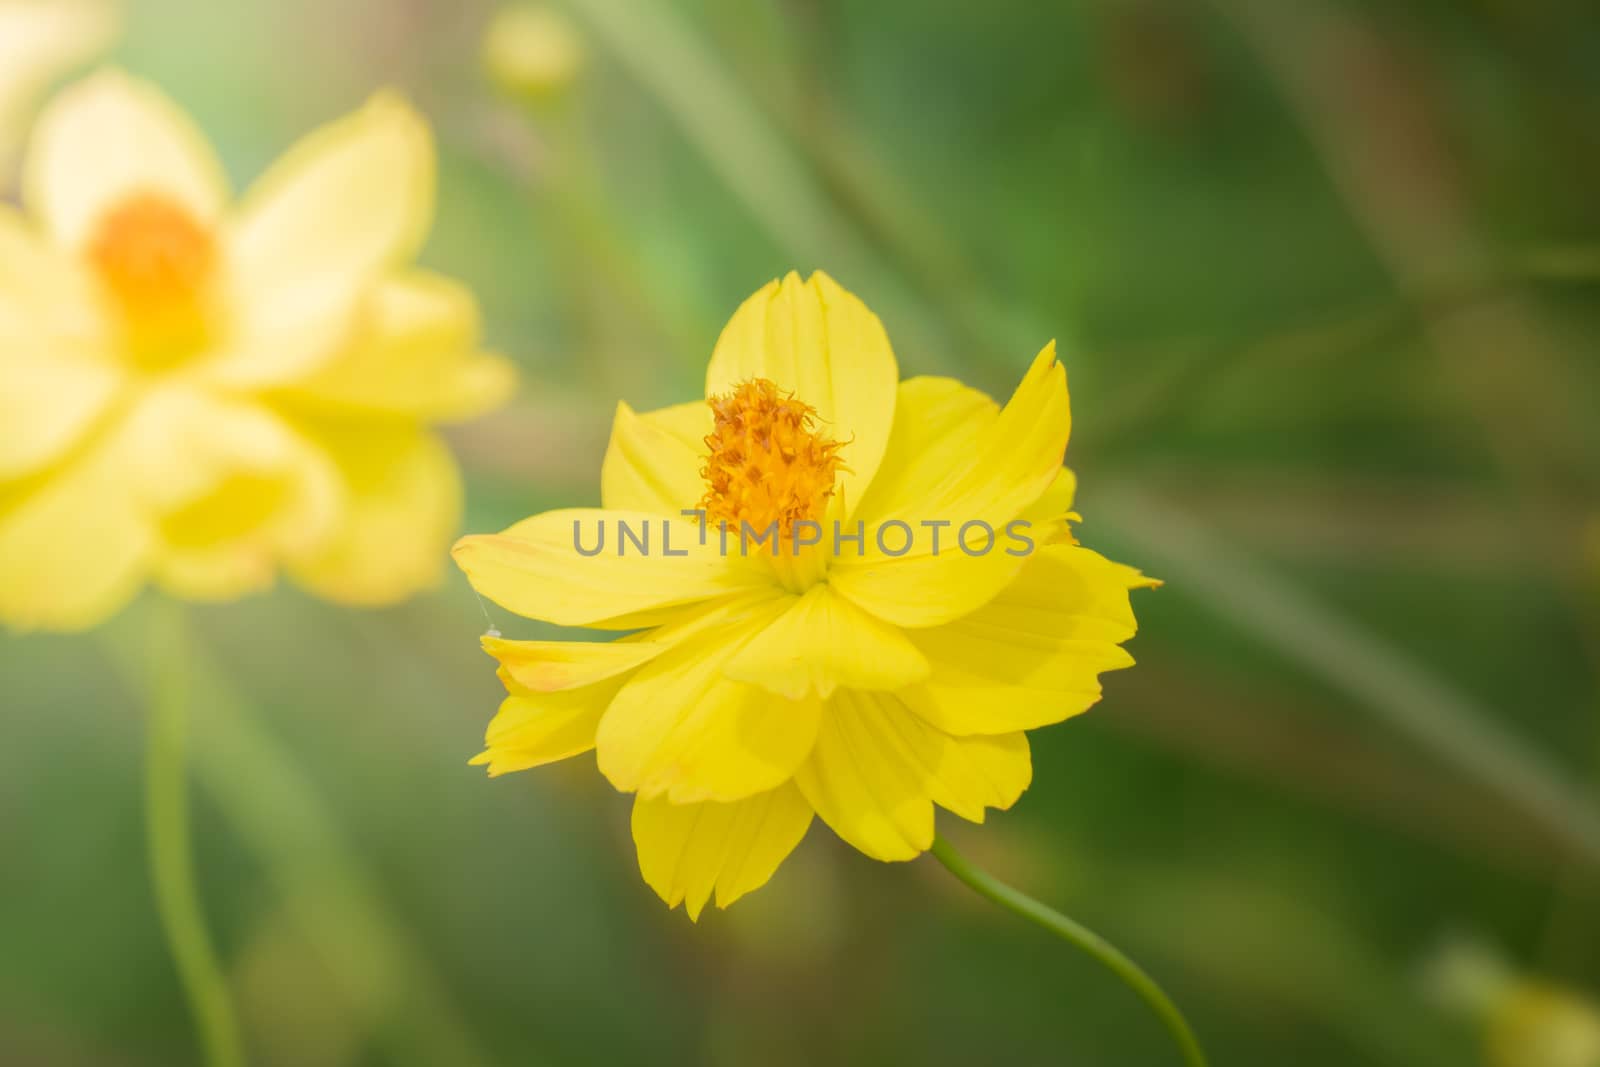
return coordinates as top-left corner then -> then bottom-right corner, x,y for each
483,634 -> 666,692
120,386 -> 340,602
0,202 -> 102,328
452,509 -> 769,629
229,92 -> 433,296
599,400 -> 710,515
201,275 -> 365,390
722,584 -> 929,699
902,545 -> 1145,735
0,425 -> 151,632
481,593 -> 770,691
210,95 -> 433,390
0,0 -> 117,176
854,347 -> 1069,528
275,272 -> 516,420
471,674 -> 623,777
956,341 -> 1071,514
829,345 -> 1070,627
0,209 -> 120,475
704,271 -> 897,513
0,211 -> 119,477
843,375 -> 997,522
829,547 -> 1031,631
632,781 -> 813,920
596,611 -> 822,804
124,387 -> 327,525
1027,466 -> 1078,521
0,351 -> 119,479
23,69 -> 228,247
794,691 -> 1031,861
287,422 -> 461,606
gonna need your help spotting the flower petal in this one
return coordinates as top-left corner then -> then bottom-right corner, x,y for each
483,634 -> 668,692
1028,466 -> 1078,522
453,509 -> 769,629
852,347 -> 1069,528
0,427 -> 152,632
287,422 -> 461,606
23,69 -> 228,247
722,584 -> 929,699
828,547 -> 1031,631
481,591 -> 773,691
0,350 -> 119,480
228,92 -> 432,296
274,272 -> 516,418
599,400 -> 710,516
471,674 -> 624,777
632,781 -> 813,921
704,271 -> 897,513
0,209 -> 122,478
829,344 -> 1070,627
0,203 -> 100,324
794,691 -> 1031,861
901,545 -> 1148,735
843,375 -> 996,522
121,386 -> 340,602
200,276 -> 365,390
596,610 -> 822,804
0,0 -> 117,174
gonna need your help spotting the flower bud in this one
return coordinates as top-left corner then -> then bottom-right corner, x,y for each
482,4 -> 584,103
1487,983 -> 1600,1067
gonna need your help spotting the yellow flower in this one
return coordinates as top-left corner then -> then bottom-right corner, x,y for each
481,4 -> 585,102
1427,936 -> 1600,1067
1488,982 -> 1600,1067
454,271 -> 1153,920
0,71 -> 515,630
0,0 -> 116,177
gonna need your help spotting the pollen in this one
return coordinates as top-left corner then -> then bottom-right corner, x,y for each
699,378 -> 846,534
86,192 -> 216,359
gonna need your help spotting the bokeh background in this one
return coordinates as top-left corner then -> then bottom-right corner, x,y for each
6,0 -> 1600,1064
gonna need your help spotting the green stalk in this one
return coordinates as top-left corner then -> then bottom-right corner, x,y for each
145,601 -> 246,1067
929,834 -> 1209,1067
106,607 -> 496,1067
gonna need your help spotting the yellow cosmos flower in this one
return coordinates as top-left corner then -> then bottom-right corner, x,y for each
454,271 -> 1154,920
0,71 -> 515,631
0,0 -> 116,177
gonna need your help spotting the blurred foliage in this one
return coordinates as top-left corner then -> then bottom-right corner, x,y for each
5,0 -> 1600,1064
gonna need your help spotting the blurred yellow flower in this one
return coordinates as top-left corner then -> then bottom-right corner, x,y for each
0,71 -> 516,630
1484,985 -> 1600,1067
0,0 -> 116,177
454,271 -> 1153,919
482,4 -> 585,102
1426,935 -> 1600,1067
1487,982 -> 1600,1067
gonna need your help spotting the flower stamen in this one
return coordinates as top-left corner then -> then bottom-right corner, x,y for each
86,192 -> 216,363
699,378 -> 846,535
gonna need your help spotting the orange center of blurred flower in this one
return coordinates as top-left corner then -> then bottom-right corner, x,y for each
699,378 -> 846,534
86,192 -> 217,363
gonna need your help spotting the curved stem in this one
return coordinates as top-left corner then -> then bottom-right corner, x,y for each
145,602 -> 246,1067
929,834 -> 1208,1067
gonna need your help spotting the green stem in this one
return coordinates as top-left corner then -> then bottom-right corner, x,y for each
929,834 -> 1208,1067
145,602 -> 246,1067
105,611 -> 495,1067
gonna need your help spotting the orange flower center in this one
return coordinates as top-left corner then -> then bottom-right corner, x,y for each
86,192 -> 217,362
699,378 -> 846,534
